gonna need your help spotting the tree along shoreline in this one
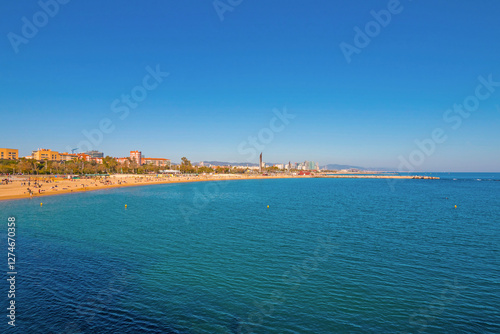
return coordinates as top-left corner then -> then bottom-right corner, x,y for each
0,157 -> 287,175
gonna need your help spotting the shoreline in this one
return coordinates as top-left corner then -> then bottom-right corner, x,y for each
0,175 -> 297,202
0,174 -> 438,202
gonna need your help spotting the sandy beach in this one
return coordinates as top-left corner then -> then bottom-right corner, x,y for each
0,173 -> 439,202
0,174 -> 298,201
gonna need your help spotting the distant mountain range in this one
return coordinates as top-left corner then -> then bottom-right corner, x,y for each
320,164 -> 365,170
321,164 -> 395,171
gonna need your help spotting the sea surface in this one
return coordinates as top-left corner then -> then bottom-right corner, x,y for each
0,173 -> 499,333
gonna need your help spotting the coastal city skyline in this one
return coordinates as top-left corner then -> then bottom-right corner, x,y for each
0,147 -> 324,171
2,1 -> 499,172
1,138 -> 498,171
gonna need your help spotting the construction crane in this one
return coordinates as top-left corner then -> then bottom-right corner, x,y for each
71,148 -> 78,154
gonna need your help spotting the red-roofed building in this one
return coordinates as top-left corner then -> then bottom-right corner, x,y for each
77,153 -> 91,161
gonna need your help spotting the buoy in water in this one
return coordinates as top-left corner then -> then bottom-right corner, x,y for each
125,204 -> 127,209
455,205 -> 457,209
40,203 -> 43,207
267,205 -> 269,208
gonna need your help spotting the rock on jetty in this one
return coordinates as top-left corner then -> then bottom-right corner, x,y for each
316,175 -> 439,179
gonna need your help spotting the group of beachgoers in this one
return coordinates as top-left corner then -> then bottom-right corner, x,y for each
0,173 -> 294,201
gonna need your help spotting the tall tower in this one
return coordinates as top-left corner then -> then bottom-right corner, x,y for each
259,152 -> 263,173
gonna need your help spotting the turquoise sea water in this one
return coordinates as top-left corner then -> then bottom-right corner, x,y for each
1,174 -> 499,333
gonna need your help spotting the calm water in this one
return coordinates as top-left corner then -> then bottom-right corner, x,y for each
0,174 -> 499,333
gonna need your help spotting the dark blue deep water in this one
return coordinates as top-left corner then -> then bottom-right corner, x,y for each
1,174 -> 499,333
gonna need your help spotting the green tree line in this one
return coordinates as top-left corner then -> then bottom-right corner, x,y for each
0,156 -> 254,175
0,157 -> 163,175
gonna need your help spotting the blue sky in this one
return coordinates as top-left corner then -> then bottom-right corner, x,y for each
1,0 -> 499,171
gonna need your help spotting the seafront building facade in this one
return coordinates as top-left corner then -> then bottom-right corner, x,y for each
142,158 -> 171,167
32,149 -> 60,161
59,152 -> 78,161
0,148 -> 19,160
130,151 -> 142,165
32,149 -> 82,162
294,161 -> 320,171
85,150 -> 104,158
128,150 -> 171,167
76,153 -> 102,163
4,146 -> 289,173
116,157 -> 130,164
30,149 -> 103,163
77,153 -> 91,161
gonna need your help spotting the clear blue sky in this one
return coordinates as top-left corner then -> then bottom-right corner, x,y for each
1,0 -> 499,171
